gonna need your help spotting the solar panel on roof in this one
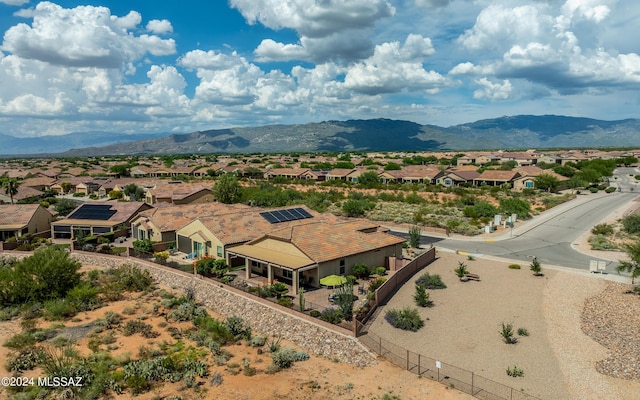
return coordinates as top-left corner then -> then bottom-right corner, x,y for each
68,204 -> 116,220
259,207 -> 314,224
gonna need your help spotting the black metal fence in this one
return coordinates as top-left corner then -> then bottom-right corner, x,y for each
359,331 -> 541,400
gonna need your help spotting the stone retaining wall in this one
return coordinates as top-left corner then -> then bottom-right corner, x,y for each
3,250 -> 376,367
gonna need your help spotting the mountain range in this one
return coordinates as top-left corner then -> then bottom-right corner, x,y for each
2,115 -> 639,156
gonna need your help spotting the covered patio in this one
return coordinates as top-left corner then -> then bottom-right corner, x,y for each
227,245 -> 319,295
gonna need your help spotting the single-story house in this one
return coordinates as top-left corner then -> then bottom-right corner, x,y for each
0,204 -> 54,241
436,169 -> 481,187
473,170 -> 521,188
174,205 -> 341,264
144,183 -> 214,205
51,201 -> 152,240
227,220 -> 405,295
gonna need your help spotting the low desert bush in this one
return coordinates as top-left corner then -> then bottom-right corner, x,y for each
385,307 -> 424,331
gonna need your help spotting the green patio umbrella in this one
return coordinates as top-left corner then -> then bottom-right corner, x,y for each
320,274 -> 347,287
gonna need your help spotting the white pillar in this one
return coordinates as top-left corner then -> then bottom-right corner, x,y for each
245,258 -> 251,280
267,263 -> 273,284
292,270 -> 299,296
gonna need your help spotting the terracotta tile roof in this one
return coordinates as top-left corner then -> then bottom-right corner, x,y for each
326,168 -> 355,177
0,204 -> 48,227
447,170 -> 480,180
138,203 -> 250,232
475,170 -> 521,181
148,183 -> 211,200
385,165 -> 441,180
198,206 -> 341,245
255,221 -> 405,263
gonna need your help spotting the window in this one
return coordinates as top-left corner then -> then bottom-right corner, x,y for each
139,229 -> 146,241
525,181 -> 534,188
339,266 -> 345,275
217,246 -> 223,257
444,179 -> 452,185
339,258 -> 346,267
282,269 -> 292,279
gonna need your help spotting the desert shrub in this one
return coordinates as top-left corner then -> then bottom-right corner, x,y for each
66,282 -> 101,312
372,266 -> 387,276
463,201 -> 498,218
589,187 -> 599,193
589,235 -> 618,250
277,297 -> 293,308
271,348 -> 309,369
168,301 -> 208,322
0,305 -> 22,321
517,327 -> 529,336
415,272 -> 447,289
108,264 -> 153,292
506,365 -> 524,377
351,264 -> 369,279
220,275 -> 236,284
5,347 -> 44,373
605,186 -> 617,193
4,332 -> 37,350
309,310 -> 321,318
622,214 -> 640,235
385,307 -> 424,331
224,316 -> 252,340
194,315 -> 234,344
267,336 -> 283,353
249,336 -> 267,347
271,282 -> 289,298
591,223 -> 614,235
530,257 -> 543,276
368,277 -> 387,292
508,264 -> 521,269
319,308 -> 344,324
43,298 -> 78,320
500,322 -> 517,344
122,320 -> 159,338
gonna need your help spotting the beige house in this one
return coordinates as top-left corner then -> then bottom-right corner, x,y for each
131,203 -> 250,243
144,183 -> 214,205
0,204 -> 54,241
227,220 -> 405,295
512,167 -> 569,191
174,205 -> 341,264
473,170 -> 521,188
436,169 -> 481,187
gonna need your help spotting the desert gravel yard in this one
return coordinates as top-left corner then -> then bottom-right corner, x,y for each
366,251 -> 640,400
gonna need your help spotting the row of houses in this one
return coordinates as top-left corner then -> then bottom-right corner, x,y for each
264,165 -> 567,190
1,202 -> 404,295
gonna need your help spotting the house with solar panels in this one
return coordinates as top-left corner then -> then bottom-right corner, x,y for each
51,202 -> 152,240
174,206 -> 342,265
175,205 -> 404,295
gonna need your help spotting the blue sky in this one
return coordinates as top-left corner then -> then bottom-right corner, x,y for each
1,0 -> 639,138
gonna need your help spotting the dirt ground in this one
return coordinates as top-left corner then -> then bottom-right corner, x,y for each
0,276 -> 473,400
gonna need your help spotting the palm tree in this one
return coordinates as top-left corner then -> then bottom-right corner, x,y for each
616,242 -> 640,284
2,178 -> 19,204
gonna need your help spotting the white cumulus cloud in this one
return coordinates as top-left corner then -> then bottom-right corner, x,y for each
1,2 -> 176,68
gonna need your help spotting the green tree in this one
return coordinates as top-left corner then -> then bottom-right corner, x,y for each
1,178 -> 19,204
133,239 -> 153,254
1,247 -> 81,305
414,284 -> 433,307
54,198 -> 79,216
60,182 -> 72,194
530,257 -> 543,276
534,174 -> 560,192
342,199 -> 369,217
383,162 -> 402,171
108,190 -> 124,200
616,241 -> 640,284
123,183 -> 145,201
109,164 -> 131,177
357,171 -> 381,188
213,173 -> 242,204
499,160 -> 518,170
408,225 -> 421,248
499,198 -> 531,219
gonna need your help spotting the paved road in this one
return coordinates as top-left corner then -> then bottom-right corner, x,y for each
392,189 -> 639,272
